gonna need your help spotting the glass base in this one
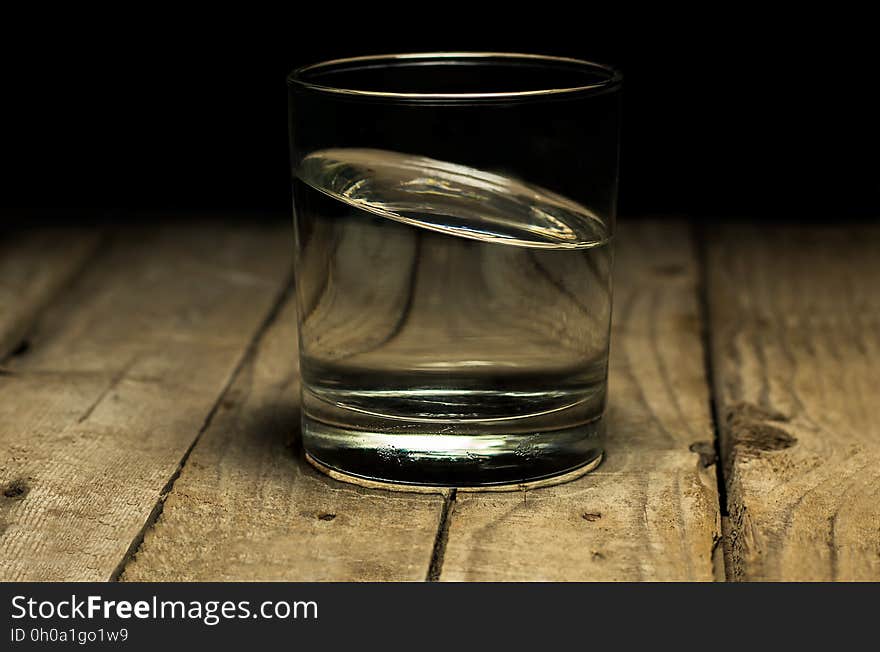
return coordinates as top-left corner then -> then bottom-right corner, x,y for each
301,412 -> 605,488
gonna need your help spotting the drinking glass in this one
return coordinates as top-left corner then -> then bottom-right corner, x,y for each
287,53 -> 622,487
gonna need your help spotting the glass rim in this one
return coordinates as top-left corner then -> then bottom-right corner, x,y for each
287,52 -> 622,101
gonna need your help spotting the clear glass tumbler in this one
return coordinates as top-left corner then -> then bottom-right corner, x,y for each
287,53 -> 621,487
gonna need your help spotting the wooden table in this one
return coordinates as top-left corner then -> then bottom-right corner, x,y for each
1,218 -> 877,582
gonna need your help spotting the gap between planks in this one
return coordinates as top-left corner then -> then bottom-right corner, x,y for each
426,489 -> 457,582
695,223 -> 733,580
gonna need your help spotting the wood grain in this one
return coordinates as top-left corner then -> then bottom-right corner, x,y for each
121,297 -> 446,582
439,220 -> 722,581
0,223 -> 291,580
0,228 -> 103,359
707,224 -> 880,581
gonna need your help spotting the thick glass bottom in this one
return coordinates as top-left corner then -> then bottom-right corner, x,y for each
301,406 -> 605,488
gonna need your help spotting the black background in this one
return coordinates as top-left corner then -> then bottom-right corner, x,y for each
4,8 -> 878,223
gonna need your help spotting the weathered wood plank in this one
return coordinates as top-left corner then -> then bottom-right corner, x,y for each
121,296 -> 445,581
707,224 -> 880,581
0,228 -> 103,359
0,222 -> 291,581
439,220 -> 722,581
